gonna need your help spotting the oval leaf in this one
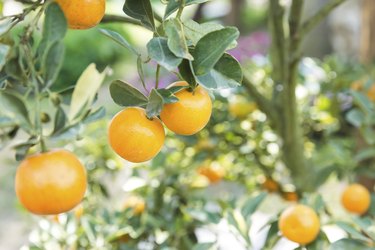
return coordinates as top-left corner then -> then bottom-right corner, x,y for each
123,0 -> 155,31
147,37 -> 182,71
196,53 -> 242,89
110,80 -> 148,107
99,28 -> 140,56
68,64 -> 107,121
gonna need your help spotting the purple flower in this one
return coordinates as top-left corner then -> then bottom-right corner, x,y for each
229,31 -> 270,63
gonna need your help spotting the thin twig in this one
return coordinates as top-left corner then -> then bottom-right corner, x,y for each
301,0 -> 347,36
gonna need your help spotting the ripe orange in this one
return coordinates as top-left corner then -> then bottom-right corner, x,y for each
56,0 -> 105,29
108,107 -> 165,163
15,150 -> 87,215
279,204 -> 320,245
341,184 -> 371,215
160,81 -> 212,135
229,96 -> 257,119
261,178 -> 280,193
123,196 -> 145,215
197,164 -> 225,184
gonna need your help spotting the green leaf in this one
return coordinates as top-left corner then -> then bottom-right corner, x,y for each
165,19 -> 193,60
178,59 -> 197,86
183,20 -> 237,49
137,56 -> 147,91
109,80 -> 148,107
99,28 -> 140,56
0,44 -> 10,71
354,148 -> 375,162
147,37 -> 182,71
38,3 -> 67,59
14,138 -> 38,161
196,53 -> 242,89
345,109 -> 364,128
52,106 -> 66,134
0,92 -> 31,130
156,86 -> 185,104
361,126 -> 375,145
0,116 -> 16,128
329,239 -> 372,250
263,220 -> 280,249
164,0 -> 209,19
192,242 -> 216,250
42,41 -> 65,86
241,192 -> 267,218
123,0 -> 155,31
0,19 -> 13,36
335,221 -> 369,242
83,107 -> 106,124
146,89 -> 164,118
192,27 -> 239,76
68,64 -> 107,121
351,91 -> 373,114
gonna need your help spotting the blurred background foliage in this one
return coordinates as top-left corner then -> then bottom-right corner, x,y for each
1,0 -> 375,249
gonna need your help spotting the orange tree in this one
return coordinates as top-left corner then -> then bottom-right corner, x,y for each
1,0 -> 375,249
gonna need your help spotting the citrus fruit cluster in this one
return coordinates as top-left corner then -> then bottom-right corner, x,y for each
56,0 -> 106,29
109,81 -> 212,163
278,183 -> 371,245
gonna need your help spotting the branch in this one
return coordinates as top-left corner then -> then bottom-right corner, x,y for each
301,0 -> 347,36
242,75 -> 278,129
101,14 -> 142,26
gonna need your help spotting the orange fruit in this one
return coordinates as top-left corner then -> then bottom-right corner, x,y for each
197,164 -> 225,184
229,96 -> 257,119
108,107 -> 165,163
341,184 -> 371,215
160,81 -> 212,135
282,192 -> 299,202
123,196 -> 145,215
261,178 -> 280,193
279,204 -> 320,245
15,150 -> 87,215
56,0 -> 105,29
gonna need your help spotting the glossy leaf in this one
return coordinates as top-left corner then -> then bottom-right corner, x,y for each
192,27 -> 239,76
42,41 -> 65,86
52,106 -> 66,134
183,20 -> 237,49
38,3 -> 67,59
99,28 -> 140,56
147,37 -> 182,71
179,59 -> 197,87
0,92 -> 31,130
196,53 -> 242,89
146,89 -> 164,118
109,80 -> 148,107
241,192 -> 267,218
123,0 -> 155,31
165,19 -> 193,60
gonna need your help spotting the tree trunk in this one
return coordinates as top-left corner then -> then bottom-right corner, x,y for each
360,0 -> 375,63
